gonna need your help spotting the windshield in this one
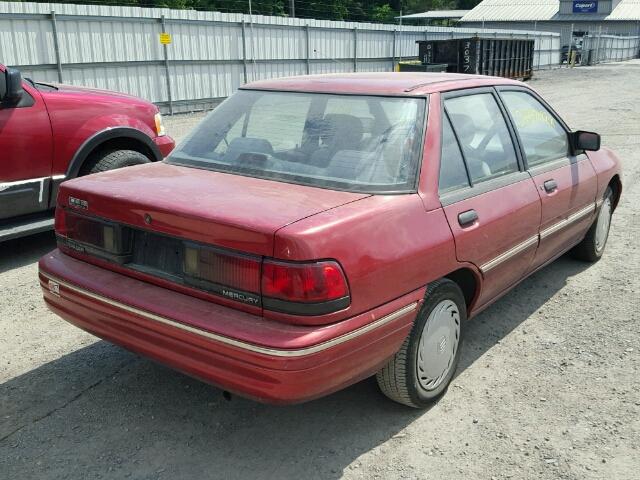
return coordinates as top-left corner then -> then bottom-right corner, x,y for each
168,90 -> 427,193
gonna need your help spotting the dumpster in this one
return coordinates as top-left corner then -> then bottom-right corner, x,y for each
397,61 -> 448,72
416,37 -> 535,80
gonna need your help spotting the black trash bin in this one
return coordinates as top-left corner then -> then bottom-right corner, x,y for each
416,37 -> 535,80
397,62 -> 448,72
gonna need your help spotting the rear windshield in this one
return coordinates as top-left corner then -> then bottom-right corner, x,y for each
168,90 -> 427,194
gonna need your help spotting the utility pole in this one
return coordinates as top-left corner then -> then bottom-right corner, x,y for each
289,0 -> 295,18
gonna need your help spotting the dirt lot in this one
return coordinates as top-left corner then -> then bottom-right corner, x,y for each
1,61 -> 639,480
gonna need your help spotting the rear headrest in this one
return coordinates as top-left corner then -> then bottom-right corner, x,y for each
223,137 -> 273,163
448,113 -> 475,142
321,114 -> 364,150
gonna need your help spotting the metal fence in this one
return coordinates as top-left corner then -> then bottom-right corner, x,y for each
0,1 -> 562,114
581,34 -> 640,65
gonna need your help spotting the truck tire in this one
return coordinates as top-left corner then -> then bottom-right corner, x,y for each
82,149 -> 150,175
376,278 -> 466,408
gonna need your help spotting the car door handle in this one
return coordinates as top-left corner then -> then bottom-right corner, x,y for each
543,179 -> 558,193
458,209 -> 478,227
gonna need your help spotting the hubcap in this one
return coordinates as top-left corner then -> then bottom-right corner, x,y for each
416,299 -> 460,391
595,197 -> 612,253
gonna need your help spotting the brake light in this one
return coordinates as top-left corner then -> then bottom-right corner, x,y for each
262,260 -> 350,315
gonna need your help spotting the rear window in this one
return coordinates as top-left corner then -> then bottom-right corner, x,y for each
168,90 -> 427,194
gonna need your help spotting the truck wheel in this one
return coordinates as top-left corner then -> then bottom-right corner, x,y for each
82,149 -> 150,175
571,187 -> 613,262
376,278 -> 466,408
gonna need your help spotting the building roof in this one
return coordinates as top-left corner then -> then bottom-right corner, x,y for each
461,0 -> 559,22
241,72 -> 521,96
396,10 -> 470,20
461,0 -> 640,22
608,0 -> 640,20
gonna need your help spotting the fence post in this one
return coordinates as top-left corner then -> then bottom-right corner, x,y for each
353,27 -> 357,72
567,23 -> 574,67
305,25 -> 310,74
392,29 -> 397,71
160,15 -> 174,115
241,21 -> 248,84
50,10 -> 63,83
595,25 -> 602,64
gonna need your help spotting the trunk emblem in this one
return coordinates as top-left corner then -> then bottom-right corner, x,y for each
69,197 -> 88,210
48,280 -> 60,297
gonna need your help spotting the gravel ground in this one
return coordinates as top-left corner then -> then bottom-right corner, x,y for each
1,61 -> 639,480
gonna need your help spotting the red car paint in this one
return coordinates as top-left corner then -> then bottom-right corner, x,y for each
39,73 -> 622,404
0,63 -> 175,223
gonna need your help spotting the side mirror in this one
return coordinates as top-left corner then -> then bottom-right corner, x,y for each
2,68 -> 24,107
572,130 -> 601,152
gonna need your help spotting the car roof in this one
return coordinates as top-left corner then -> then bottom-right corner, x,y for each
241,72 -> 524,97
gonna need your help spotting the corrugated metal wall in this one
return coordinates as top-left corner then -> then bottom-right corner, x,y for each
582,33 -> 640,62
0,1 -> 563,114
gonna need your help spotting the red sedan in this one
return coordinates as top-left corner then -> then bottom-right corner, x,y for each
39,73 -> 622,407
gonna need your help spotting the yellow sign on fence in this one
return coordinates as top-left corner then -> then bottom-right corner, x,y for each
159,33 -> 172,45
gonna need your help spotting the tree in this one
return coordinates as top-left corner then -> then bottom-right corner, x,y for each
17,0 -> 483,22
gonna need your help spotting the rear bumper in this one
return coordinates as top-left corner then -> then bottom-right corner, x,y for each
153,135 -> 175,158
39,249 -> 421,404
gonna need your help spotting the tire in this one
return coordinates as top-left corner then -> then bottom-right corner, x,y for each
571,187 -> 613,262
376,278 -> 466,408
81,149 -> 150,175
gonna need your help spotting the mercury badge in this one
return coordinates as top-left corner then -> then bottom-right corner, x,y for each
68,196 -> 88,210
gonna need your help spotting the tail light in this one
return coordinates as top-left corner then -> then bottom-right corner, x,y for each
262,260 -> 350,315
56,209 -> 350,317
55,208 -> 131,262
183,244 -> 261,306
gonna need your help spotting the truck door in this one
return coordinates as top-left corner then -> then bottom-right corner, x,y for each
0,67 -> 54,220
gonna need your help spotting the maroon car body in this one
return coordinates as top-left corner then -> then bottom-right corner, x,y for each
38,73 -> 622,406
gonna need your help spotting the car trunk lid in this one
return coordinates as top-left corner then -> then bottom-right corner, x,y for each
58,162 -> 370,257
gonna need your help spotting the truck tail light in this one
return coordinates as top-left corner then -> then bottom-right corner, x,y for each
262,260 -> 350,315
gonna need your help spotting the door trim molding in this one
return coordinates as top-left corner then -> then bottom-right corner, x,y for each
480,202 -> 596,274
480,234 -> 539,273
540,203 -> 595,240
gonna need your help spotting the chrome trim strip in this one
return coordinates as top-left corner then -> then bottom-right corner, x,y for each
480,235 -> 539,273
52,174 -> 67,181
41,272 -> 418,358
540,203 -> 595,240
595,198 -> 604,209
0,176 -> 50,190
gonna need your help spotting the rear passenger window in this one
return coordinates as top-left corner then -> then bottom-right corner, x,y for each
439,116 -> 470,193
445,93 -> 519,184
500,91 -> 569,166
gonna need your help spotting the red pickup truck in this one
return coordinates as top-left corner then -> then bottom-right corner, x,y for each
0,64 -> 175,241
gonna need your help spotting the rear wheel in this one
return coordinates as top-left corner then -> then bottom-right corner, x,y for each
376,279 -> 466,408
81,149 -> 150,175
571,187 -> 613,262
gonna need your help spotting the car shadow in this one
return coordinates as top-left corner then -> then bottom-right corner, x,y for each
0,230 -> 56,274
0,256 -> 590,479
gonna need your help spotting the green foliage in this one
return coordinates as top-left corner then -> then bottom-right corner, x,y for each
15,0 -> 482,22
371,4 -> 397,23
